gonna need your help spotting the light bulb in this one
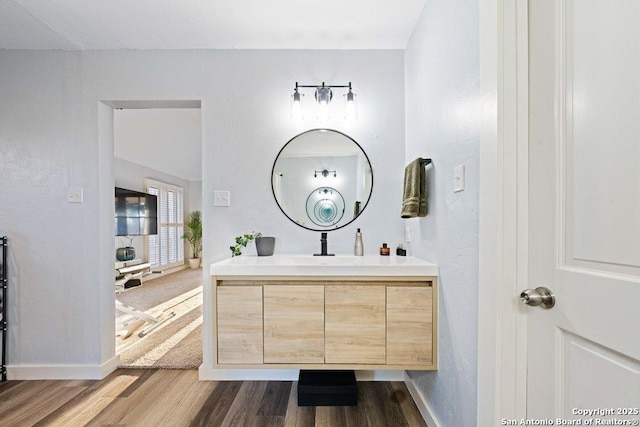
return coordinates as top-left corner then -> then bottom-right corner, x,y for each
345,89 -> 357,121
315,86 -> 332,121
291,89 -> 303,120
318,100 -> 329,121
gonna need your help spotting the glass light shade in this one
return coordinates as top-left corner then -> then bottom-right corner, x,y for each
318,101 -> 330,121
344,90 -> 357,121
291,90 -> 303,120
316,87 -> 332,120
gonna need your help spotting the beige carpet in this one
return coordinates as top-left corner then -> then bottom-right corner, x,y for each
117,268 -> 203,369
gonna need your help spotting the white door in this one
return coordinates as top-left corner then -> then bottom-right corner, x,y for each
527,0 -> 640,421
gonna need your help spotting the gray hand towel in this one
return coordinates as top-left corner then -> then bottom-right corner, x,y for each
401,158 -> 427,218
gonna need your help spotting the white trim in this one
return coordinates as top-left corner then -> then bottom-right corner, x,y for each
513,0 -> 530,419
197,367 -> 404,381
478,0 -> 529,424
403,372 -> 442,427
8,355 -> 120,380
101,355 -> 121,378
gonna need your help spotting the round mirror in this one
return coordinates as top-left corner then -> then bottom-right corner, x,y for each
271,129 -> 373,231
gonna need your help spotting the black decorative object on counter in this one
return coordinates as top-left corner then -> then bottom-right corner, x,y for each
298,370 -> 357,406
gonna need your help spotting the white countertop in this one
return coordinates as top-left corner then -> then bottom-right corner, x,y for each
210,254 -> 438,277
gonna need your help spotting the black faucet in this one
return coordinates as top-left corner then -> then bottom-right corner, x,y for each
314,232 -> 335,256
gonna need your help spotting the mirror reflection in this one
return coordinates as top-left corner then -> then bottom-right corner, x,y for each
272,129 -> 373,231
306,187 -> 345,227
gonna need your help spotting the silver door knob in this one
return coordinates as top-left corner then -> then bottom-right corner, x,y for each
520,287 -> 555,309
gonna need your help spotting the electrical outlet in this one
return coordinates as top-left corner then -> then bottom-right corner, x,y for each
405,224 -> 411,243
214,190 -> 230,207
67,186 -> 84,203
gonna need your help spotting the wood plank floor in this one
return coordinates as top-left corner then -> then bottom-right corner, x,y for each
0,369 -> 427,426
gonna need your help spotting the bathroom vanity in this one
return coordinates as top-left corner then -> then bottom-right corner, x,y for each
209,254 -> 438,371
201,129 -> 438,378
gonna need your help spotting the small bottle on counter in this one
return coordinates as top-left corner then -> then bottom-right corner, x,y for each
354,228 -> 364,256
396,244 -> 407,256
380,243 -> 390,256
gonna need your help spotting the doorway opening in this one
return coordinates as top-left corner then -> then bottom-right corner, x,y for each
108,101 -> 203,369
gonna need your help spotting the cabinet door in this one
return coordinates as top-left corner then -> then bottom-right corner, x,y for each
217,286 -> 263,364
325,285 -> 386,364
387,286 -> 433,365
264,285 -> 324,363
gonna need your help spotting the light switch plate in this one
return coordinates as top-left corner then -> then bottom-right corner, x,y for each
454,164 -> 465,192
67,186 -> 84,203
214,190 -> 231,207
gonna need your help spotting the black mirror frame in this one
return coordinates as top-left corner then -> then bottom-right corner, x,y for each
270,128 -> 374,232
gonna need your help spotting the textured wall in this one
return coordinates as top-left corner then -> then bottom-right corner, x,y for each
405,0 -> 480,425
0,49 -> 405,372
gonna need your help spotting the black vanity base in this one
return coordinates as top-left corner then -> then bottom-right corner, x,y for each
297,370 -> 357,406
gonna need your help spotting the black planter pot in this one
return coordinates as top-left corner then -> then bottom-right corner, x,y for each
255,237 -> 276,256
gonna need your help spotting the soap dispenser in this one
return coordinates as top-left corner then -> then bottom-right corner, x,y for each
354,228 -> 364,256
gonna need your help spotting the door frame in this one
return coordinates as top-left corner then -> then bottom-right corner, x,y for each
478,0 -> 529,424
99,99 -> 204,373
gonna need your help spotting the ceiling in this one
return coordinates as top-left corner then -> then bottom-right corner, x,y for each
0,0 -> 427,50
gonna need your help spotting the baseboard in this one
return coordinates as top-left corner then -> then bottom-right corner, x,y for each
101,355 -> 121,378
404,372 -> 442,427
8,356 -> 120,380
198,367 -> 405,382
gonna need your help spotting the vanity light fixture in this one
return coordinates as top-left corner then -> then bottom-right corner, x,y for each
314,169 -> 337,178
291,82 -> 356,121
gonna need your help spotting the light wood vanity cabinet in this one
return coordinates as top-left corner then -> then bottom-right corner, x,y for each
214,278 -> 437,370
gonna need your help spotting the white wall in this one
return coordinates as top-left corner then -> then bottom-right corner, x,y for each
405,0 -> 480,426
187,180 -> 202,214
0,49 -> 405,376
114,108 -> 202,182
114,157 -> 191,195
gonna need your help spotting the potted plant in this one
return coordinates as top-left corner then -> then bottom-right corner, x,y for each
182,210 -> 202,268
230,232 -> 262,257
